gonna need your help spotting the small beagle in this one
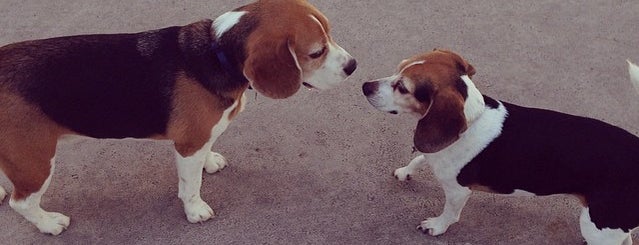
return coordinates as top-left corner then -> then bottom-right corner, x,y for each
0,0 -> 356,235
362,50 -> 639,245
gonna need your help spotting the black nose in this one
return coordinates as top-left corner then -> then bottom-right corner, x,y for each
343,59 -> 357,76
362,82 -> 378,96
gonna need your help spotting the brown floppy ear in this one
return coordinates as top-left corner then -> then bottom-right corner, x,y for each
452,52 -> 476,77
244,36 -> 301,99
464,63 -> 476,77
414,89 -> 467,153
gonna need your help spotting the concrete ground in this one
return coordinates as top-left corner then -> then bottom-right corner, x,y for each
1,0 -> 638,244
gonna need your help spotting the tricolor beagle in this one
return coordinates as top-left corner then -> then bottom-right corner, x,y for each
0,0 -> 356,235
363,50 -> 639,245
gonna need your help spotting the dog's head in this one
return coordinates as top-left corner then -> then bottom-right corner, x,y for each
362,49 -> 486,153
214,0 -> 357,99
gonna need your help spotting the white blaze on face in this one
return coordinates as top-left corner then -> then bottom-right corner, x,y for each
302,15 -> 354,90
364,61 -> 426,115
366,75 -> 402,112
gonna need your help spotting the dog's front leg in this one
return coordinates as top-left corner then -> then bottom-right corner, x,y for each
175,142 -> 215,223
418,179 -> 471,236
203,151 -> 228,174
394,155 -> 427,181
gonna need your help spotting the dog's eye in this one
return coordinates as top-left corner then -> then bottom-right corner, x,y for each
396,80 -> 409,94
309,46 -> 326,59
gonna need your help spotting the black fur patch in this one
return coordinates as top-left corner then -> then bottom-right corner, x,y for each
456,101 -> 639,231
3,20 -> 251,138
414,82 -> 434,103
482,95 -> 499,109
454,77 -> 468,100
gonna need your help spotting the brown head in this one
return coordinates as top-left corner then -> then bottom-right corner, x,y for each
214,0 -> 357,99
362,49 -> 486,153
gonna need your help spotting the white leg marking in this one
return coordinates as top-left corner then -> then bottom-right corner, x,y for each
176,142 -> 215,223
506,189 -> 538,197
177,98 -> 241,222
628,60 -> 639,94
9,158 -> 70,235
204,152 -> 227,174
203,94 -> 243,174
579,208 -> 630,245
0,185 -> 6,204
394,155 -> 427,181
418,177 -> 472,236
213,11 -> 248,39
622,235 -> 633,245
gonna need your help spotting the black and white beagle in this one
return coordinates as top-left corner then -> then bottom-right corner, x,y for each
0,0 -> 356,235
362,49 -> 639,245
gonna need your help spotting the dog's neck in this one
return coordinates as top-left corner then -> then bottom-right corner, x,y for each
461,75 -> 486,124
425,96 -> 507,173
211,40 -> 248,88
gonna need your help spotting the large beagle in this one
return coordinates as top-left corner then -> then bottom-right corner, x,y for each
362,50 -> 639,245
0,0 -> 356,235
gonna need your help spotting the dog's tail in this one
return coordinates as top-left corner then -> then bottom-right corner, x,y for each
628,59 -> 639,94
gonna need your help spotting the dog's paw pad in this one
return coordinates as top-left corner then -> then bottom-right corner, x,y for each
185,199 -> 215,223
204,152 -> 227,174
36,212 -> 70,236
393,167 -> 412,181
417,217 -> 451,236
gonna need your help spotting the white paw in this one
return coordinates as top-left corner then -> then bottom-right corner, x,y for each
417,216 -> 455,236
184,199 -> 215,223
36,212 -> 70,236
394,167 -> 413,181
0,186 -> 6,205
204,152 -> 227,174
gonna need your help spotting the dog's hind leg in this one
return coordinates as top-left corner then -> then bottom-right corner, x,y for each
8,157 -> 70,235
0,107 -> 69,235
579,208 -> 630,245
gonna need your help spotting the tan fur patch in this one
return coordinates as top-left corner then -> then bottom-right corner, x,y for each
0,90 -> 65,200
469,184 -> 499,193
573,194 -> 588,206
166,73 -> 246,157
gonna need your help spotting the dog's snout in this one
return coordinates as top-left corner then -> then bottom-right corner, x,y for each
343,59 -> 357,76
362,82 -> 378,96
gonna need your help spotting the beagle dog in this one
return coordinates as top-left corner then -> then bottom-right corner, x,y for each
0,0 -> 356,235
362,50 -> 639,245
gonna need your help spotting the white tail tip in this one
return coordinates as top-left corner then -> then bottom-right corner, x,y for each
628,59 -> 639,94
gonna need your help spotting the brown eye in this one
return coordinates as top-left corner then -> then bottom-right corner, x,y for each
309,46 -> 326,59
396,80 -> 409,94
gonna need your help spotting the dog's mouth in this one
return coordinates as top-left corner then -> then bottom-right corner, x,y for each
302,82 -> 315,90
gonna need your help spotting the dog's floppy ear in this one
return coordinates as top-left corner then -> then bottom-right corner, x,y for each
243,35 -> 301,99
451,52 -> 475,77
414,87 -> 467,153
436,49 -> 476,77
